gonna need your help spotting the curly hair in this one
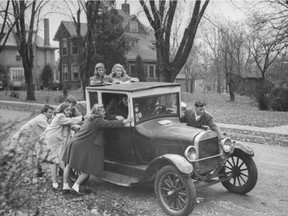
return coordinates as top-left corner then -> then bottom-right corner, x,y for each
110,64 -> 126,78
86,104 -> 104,120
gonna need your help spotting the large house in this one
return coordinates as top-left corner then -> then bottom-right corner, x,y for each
53,3 -> 157,89
0,19 -> 58,89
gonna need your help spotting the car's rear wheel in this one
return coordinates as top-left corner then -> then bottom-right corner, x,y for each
221,152 -> 258,194
69,168 -> 90,185
154,165 -> 196,216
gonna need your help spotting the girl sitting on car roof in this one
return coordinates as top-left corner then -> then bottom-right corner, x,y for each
90,63 -> 113,86
108,64 -> 139,84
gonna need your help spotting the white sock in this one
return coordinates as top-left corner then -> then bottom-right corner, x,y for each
63,183 -> 71,190
52,182 -> 58,189
72,183 -> 80,192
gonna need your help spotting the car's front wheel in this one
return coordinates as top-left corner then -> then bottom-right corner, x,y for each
221,151 -> 258,194
154,165 -> 196,216
69,168 -> 90,185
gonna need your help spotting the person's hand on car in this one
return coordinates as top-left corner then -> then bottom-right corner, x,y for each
116,115 -> 125,120
123,117 -> 133,124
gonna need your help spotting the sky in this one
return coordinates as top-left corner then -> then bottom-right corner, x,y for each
39,0 -> 248,45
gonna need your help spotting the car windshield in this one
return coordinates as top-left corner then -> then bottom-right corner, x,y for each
133,93 -> 179,123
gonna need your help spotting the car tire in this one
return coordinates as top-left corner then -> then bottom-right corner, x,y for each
221,152 -> 258,194
154,165 -> 196,216
69,168 -> 90,185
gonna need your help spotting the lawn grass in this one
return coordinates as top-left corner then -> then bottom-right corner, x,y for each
182,92 -> 288,127
1,89 -> 288,127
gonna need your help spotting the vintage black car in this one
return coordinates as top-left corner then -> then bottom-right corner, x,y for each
71,82 -> 258,216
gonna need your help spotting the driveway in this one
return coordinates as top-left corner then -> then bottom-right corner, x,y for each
1,109 -> 287,215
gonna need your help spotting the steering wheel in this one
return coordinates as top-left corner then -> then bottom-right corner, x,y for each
153,105 -> 166,114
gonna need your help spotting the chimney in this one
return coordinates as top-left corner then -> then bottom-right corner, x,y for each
121,1 -> 130,15
44,18 -> 50,46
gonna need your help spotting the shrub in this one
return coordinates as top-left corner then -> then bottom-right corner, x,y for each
269,87 -> 288,111
41,65 -> 53,90
0,118 -> 49,215
253,80 -> 274,110
9,91 -> 19,99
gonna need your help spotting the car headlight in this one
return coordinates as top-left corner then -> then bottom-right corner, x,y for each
184,146 -> 197,162
220,137 -> 233,152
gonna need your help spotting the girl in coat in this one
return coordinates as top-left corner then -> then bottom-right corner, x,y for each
40,103 -> 83,190
108,64 -> 139,84
89,63 -> 113,85
62,103 -> 133,194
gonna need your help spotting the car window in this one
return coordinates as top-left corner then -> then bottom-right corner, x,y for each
133,93 -> 179,123
88,91 -> 98,109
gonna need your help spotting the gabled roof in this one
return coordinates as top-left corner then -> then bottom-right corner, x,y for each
53,21 -> 87,41
0,24 -> 58,49
53,10 -> 156,62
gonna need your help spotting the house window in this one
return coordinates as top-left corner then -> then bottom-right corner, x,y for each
148,65 -> 156,78
129,40 -> 138,49
16,55 -> 21,61
62,39 -> 68,56
72,64 -> 80,81
71,38 -> 79,55
62,64 -> 68,81
130,21 -> 138,33
10,68 -> 24,81
144,65 -> 148,77
130,64 -> 136,77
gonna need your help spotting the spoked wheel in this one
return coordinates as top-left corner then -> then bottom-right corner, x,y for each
155,165 -> 196,216
69,168 -> 90,185
221,151 -> 258,194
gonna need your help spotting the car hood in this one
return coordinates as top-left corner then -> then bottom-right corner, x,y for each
135,117 -> 203,145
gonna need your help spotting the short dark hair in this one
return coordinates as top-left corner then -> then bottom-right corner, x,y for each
66,95 -> 77,106
194,100 -> 206,108
41,104 -> 54,113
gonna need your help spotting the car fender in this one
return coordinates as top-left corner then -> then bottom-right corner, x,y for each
233,141 -> 254,156
135,154 -> 193,185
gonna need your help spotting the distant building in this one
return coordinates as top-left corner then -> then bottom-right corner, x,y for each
53,3 -> 157,89
0,19 -> 58,89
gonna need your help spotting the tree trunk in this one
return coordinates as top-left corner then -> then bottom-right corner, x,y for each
23,66 -> 35,100
229,83 -> 235,101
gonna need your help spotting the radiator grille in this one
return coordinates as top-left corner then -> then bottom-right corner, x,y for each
198,137 -> 219,159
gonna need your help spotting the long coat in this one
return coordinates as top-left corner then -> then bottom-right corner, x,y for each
40,113 -> 82,165
10,113 -> 49,153
62,116 -> 124,176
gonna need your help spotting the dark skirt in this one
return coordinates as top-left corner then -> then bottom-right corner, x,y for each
62,141 -> 104,176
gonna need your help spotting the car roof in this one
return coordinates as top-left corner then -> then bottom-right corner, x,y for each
86,82 -> 181,93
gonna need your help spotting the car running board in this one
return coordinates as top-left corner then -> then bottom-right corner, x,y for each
97,171 -> 139,187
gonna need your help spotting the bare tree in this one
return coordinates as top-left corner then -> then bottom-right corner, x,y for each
246,15 -> 288,80
139,0 -> 209,82
0,1 -> 18,53
9,0 -> 48,100
204,27 -> 224,93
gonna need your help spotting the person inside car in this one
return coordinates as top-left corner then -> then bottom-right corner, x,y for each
108,64 -> 139,84
61,104 -> 133,195
180,100 -> 223,139
105,95 -> 128,120
90,63 -> 113,86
